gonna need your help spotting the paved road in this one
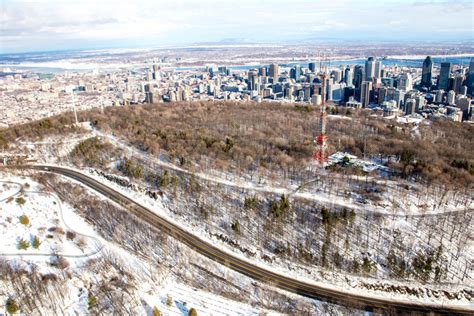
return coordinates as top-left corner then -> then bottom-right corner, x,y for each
5,164 -> 473,315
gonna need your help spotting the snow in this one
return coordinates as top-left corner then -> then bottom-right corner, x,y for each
66,166 -> 471,309
142,282 -> 280,316
3,129 -> 472,311
0,176 -> 101,263
0,171 -> 288,315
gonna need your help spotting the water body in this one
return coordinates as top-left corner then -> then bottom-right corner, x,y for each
217,56 -> 474,71
1,52 -> 472,75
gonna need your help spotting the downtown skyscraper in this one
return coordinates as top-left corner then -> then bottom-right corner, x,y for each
421,56 -> 433,89
466,58 -> 474,96
365,57 -> 375,81
438,62 -> 452,91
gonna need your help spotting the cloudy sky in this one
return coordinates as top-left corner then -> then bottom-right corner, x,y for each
1,0 -> 472,53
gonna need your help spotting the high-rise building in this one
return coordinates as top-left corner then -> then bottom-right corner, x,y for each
435,89 -> 445,104
290,65 -> 302,80
309,62 -> 317,72
398,73 -> 413,92
405,98 -> 416,115
421,56 -> 433,89
378,87 -> 387,105
394,89 -> 405,109
415,95 -> 425,111
344,67 -> 353,86
447,90 -> 456,105
453,74 -> 464,94
438,62 -> 452,90
247,70 -> 258,91
365,57 -> 376,81
354,65 -> 364,88
361,81 -> 373,107
258,66 -> 267,77
269,63 -> 280,79
145,83 -> 154,104
375,60 -> 383,79
334,69 -> 343,83
465,58 -> 474,95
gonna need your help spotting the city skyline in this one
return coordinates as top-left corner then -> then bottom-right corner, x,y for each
1,0 -> 473,53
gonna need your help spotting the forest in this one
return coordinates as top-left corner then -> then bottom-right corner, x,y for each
1,101 -> 472,188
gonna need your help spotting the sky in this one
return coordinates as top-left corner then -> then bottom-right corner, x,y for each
1,0 -> 473,53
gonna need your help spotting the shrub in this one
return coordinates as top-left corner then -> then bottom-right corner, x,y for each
32,235 -> 41,249
18,238 -> 30,250
269,194 -> 290,219
362,257 -> 375,274
66,231 -> 77,240
188,308 -> 198,316
18,215 -> 30,225
118,157 -> 144,179
51,256 -> 70,269
244,196 -> 259,210
48,226 -> 65,234
231,219 -> 240,233
153,307 -> 162,316
88,294 -> 97,309
6,298 -> 20,314
15,197 -> 26,206
70,137 -> 112,167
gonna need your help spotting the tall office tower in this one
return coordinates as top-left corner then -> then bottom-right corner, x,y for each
258,66 -> 267,77
394,89 -> 405,108
398,73 -> 413,91
460,85 -> 468,96
291,64 -> 302,80
353,65 -> 364,101
344,67 -> 353,86
309,62 -> 317,72
269,63 -> 280,79
334,69 -> 343,83
453,74 -> 464,94
145,83 -> 154,104
421,56 -> 433,88
218,66 -> 228,74
375,60 -> 383,79
447,90 -> 456,104
152,64 -> 160,72
247,70 -> 258,91
361,81 -> 373,107
435,89 -> 445,103
354,65 -> 365,89
365,57 -> 376,81
378,87 -> 387,105
354,65 -> 364,88
405,98 -> 416,115
147,71 -> 153,82
466,58 -> 474,95
415,95 -> 425,111
438,62 -> 452,90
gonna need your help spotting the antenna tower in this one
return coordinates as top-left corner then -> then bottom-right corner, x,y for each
313,60 -> 329,164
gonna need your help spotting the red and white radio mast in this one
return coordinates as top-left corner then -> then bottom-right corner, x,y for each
313,72 -> 328,164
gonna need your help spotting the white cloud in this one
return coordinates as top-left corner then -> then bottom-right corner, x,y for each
0,0 -> 472,53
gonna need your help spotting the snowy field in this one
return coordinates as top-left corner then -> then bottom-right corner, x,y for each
0,176 -> 101,261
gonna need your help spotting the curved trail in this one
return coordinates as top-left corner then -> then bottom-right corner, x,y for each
0,180 -> 104,258
4,164 -> 471,315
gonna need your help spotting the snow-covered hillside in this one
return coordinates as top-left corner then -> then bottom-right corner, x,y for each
0,171 -> 346,315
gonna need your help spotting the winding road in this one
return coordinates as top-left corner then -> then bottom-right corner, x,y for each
3,164 -> 473,315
